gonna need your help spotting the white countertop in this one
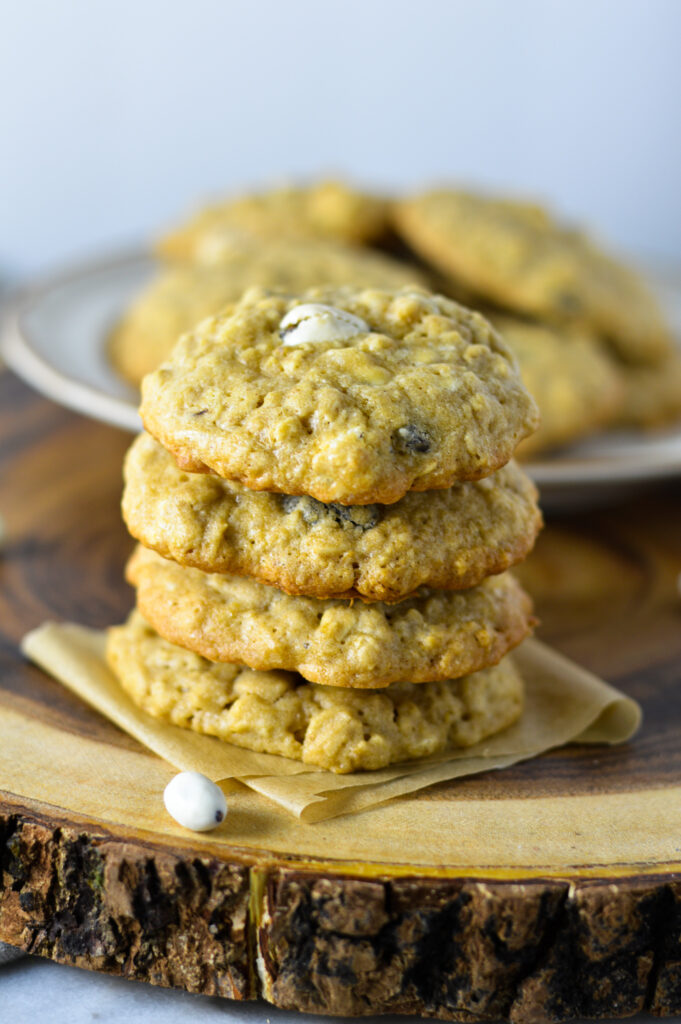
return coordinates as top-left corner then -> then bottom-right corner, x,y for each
1,955 -> 674,1024
1,954 -> 417,1023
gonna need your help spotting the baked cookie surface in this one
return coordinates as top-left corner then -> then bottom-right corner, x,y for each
123,432 -> 541,601
157,181 -> 389,261
140,286 -> 539,504
110,241 -> 427,385
107,612 -> 524,774
394,190 -> 673,365
492,317 -> 624,457
126,546 -> 534,689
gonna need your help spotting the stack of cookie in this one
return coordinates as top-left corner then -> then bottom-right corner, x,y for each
107,285 -> 542,774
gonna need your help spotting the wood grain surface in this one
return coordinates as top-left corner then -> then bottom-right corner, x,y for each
2,371 -> 681,1022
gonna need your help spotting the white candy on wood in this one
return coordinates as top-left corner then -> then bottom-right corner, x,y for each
279,303 -> 369,346
163,771 -> 227,832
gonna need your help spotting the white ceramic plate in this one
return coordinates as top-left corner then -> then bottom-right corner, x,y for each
1,251 -> 151,433
2,250 -> 681,507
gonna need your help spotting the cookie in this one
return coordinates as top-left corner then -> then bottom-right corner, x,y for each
123,432 -> 542,602
109,269 -> 236,388
109,240 -> 428,386
107,611 -> 524,774
140,286 -> 539,505
394,190 -> 673,365
156,181 -> 389,261
491,317 -> 625,457
126,546 -> 534,689
615,349 -> 681,429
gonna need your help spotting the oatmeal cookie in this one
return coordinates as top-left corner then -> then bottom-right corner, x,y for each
615,349 -> 681,429
110,240 -> 427,385
394,190 -> 673,365
156,180 -> 389,261
126,546 -> 534,689
491,317 -> 624,457
123,432 -> 541,601
107,611 -> 524,774
140,286 -> 539,504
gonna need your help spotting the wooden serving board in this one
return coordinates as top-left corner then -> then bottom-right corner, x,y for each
2,372 -> 681,1023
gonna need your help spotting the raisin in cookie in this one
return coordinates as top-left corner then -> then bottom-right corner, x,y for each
157,180 -> 389,261
394,190 -> 673,366
126,546 -> 534,689
107,611 -> 524,774
110,240 -> 427,385
123,432 -> 541,601
140,286 -> 539,504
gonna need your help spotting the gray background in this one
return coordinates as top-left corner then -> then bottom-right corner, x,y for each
1,0 -> 680,275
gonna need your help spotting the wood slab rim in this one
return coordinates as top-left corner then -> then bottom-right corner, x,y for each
5,789 -> 681,884
4,791 -> 681,1023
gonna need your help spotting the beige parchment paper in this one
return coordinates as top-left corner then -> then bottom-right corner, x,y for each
22,622 -> 641,822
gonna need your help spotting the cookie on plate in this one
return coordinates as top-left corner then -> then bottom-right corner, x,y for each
110,240 -> 428,385
109,268 -> 237,388
140,286 -> 539,505
491,317 -> 625,457
126,546 -> 534,689
156,181 -> 390,261
394,190 -> 673,365
107,611 -> 524,774
123,432 -> 541,601
615,350 -> 681,430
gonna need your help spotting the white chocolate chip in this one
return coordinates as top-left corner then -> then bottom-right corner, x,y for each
163,771 -> 227,832
279,304 -> 369,346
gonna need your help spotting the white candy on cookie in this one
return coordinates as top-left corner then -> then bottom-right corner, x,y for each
279,303 -> 369,345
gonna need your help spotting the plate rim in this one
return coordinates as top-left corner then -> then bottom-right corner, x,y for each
1,249 -> 145,434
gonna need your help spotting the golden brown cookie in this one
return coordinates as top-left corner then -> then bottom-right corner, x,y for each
109,240 -> 428,386
126,546 -> 534,689
394,190 -> 673,365
107,611 -> 524,774
140,286 -> 539,505
122,432 -> 541,601
491,317 -> 625,457
156,181 -> 389,260
615,349 -> 681,429
109,270 -> 236,388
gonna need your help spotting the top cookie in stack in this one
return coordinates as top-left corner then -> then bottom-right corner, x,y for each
108,284 -> 542,773
139,286 -> 539,503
